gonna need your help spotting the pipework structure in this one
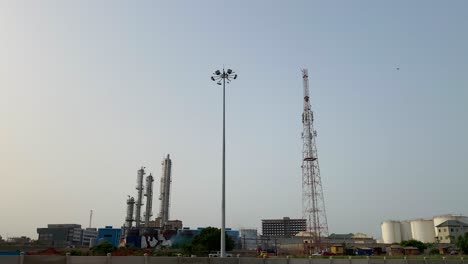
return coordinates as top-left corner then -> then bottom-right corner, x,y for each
301,69 -> 329,251
158,154 -> 172,227
135,167 -> 145,228
144,173 -> 154,227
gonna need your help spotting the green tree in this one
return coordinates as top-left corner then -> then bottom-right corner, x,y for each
456,233 -> 468,254
91,241 -> 115,255
69,249 -> 84,256
190,227 -> 235,254
400,240 -> 427,253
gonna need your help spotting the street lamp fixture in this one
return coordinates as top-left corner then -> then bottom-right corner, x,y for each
210,68 -> 237,258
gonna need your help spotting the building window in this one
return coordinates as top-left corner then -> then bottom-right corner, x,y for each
438,229 -> 441,233
451,228 -> 454,232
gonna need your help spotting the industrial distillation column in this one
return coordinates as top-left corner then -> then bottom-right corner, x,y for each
301,69 -> 329,252
144,173 -> 154,227
158,154 -> 172,228
135,167 -> 145,228
125,196 -> 135,235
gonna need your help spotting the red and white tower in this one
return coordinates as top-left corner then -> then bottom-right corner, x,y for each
301,69 -> 329,251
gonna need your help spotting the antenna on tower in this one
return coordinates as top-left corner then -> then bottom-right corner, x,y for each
301,69 -> 329,253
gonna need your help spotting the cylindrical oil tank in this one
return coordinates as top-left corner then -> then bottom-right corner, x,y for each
400,220 -> 412,241
410,219 -> 435,243
381,220 -> 401,244
433,214 -> 468,238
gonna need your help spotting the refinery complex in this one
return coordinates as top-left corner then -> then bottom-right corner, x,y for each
2,70 -> 467,257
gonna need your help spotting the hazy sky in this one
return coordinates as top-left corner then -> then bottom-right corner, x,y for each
1,0 -> 467,240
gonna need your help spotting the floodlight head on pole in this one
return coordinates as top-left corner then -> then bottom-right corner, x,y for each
211,68 -> 238,84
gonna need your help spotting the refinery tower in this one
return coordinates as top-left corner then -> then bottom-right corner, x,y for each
158,154 -> 172,228
125,155 -> 173,231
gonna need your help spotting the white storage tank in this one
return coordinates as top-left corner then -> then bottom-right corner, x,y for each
411,219 -> 435,243
381,220 -> 402,244
433,214 -> 468,238
400,220 -> 412,241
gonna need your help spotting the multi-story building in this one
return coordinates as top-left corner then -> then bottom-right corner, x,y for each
262,217 -> 306,238
82,228 -> 98,246
37,224 -> 82,247
436,220 -> 468,243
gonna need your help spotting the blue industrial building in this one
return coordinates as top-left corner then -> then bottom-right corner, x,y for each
97,226 -> 122,247
225,228 -> 240,239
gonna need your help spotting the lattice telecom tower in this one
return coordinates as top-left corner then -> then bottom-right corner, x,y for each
301,69 -> 329,250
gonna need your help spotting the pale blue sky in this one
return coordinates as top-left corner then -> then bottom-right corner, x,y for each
0,1 -> 467,239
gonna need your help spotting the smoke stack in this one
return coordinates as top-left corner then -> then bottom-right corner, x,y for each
158,154 -> 172,228
144,173 -> 154,227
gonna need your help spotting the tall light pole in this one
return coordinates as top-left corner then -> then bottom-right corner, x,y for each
211,68 -> 237,257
